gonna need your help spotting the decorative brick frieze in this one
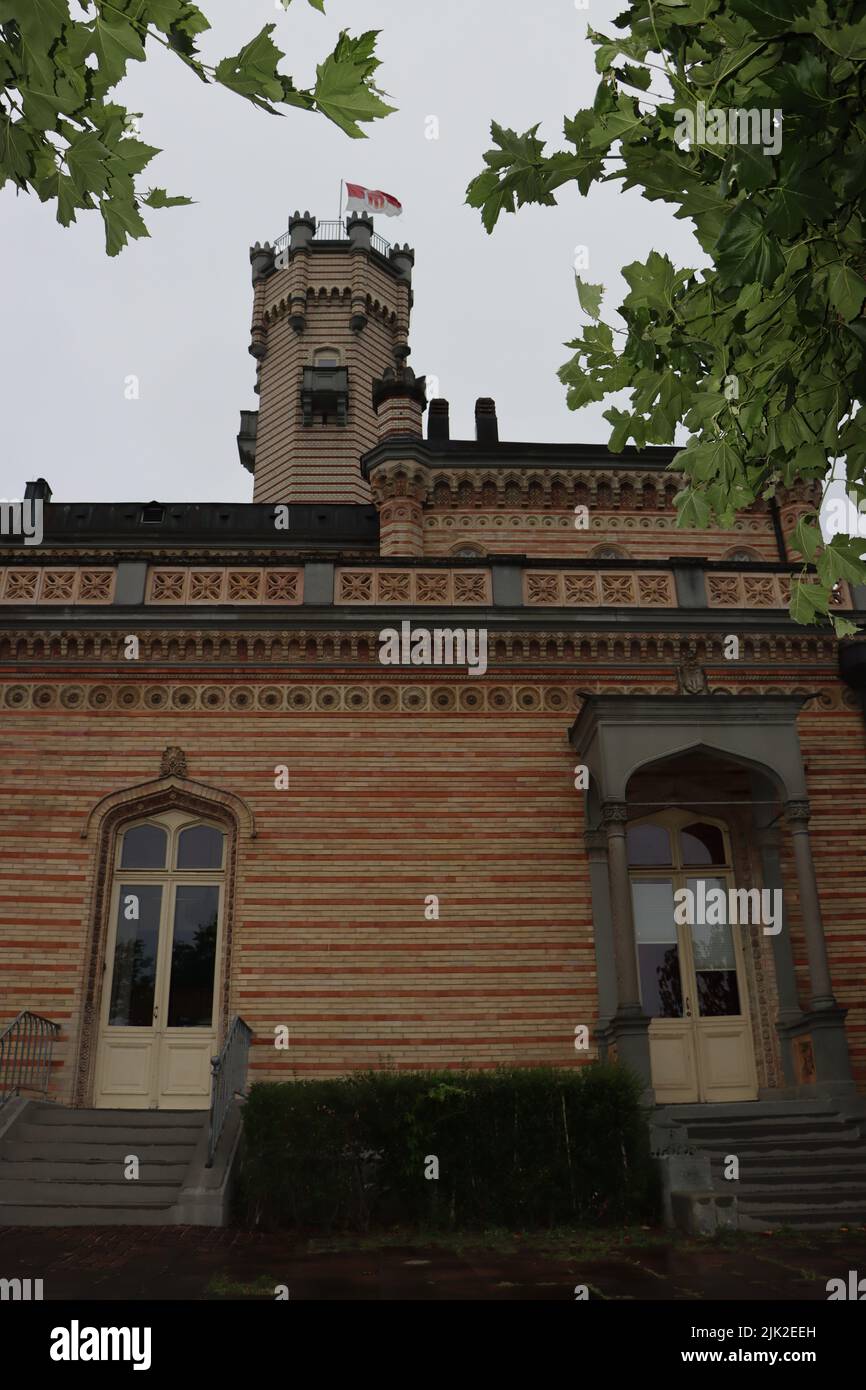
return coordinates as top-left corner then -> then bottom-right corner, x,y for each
0,567 -> 116,604
0,626 -> 844,667
336,567 -> 492,605
524,570 -> 676,607
708,573 -> 852,610
147,567 -> 303,604
0,679 -> 855,714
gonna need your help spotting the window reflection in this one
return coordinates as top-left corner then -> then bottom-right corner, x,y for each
627,824 -> 672,866
176,825 -> 224,870
167,885 -> 219,1027
680,822 -> 726,865
120,824 -> 167,869
108,884 -> 162,1026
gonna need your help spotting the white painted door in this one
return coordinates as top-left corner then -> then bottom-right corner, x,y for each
629,813 -> 758,1104
95,817 -> 225,1109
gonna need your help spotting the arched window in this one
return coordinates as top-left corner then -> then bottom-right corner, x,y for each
451,543 -> 485,557
591,544 -> 629,559
313,347 -> 340,367
725,546 -> 760,562
97,812 -> 227,1108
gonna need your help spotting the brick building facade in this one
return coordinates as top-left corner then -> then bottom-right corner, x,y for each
2,211 -> 865,1120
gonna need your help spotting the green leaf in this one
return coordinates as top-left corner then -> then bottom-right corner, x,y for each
0,0 -> 69,50
673,487 -> 711,528
100,193 -> 150,257
789,579 -> 829,625
142,187 -> 193,208
716,203 -> 785,287
215,24 -> 285,105
314,28 -> 395,138
91,16 -> 146,88
575,275 -> 603,319
791,515 -> 821,562
764,163 -> 829,237
622,250 -> 692,313
833,616 -> 861,638
824,263 -> 866,321
66,130 -> 111,198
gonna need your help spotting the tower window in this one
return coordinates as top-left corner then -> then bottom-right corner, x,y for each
314,348 -> 340,368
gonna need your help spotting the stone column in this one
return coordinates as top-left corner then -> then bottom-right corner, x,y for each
784,799 -> 853,1092
601,801 -> 653,1094
602,801 -> 642,1013
785,800 -> 836,1011
584,825 -> 616,1055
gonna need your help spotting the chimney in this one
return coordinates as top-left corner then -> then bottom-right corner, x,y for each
427,399 -> 450,442
24,478 -> 52,502
372,364 -> 427,441
475,397 -> 498,444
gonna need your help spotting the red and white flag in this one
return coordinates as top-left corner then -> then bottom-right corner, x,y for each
345,182 -> 403,218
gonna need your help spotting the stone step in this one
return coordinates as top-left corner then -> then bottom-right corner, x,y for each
0,1204 -> 180,1227
683,1128 -> 861,1150
0,1180 -> 182,1205
0,1140 -> 198,1163
0,1160 -> 190,1183
713,1165 -> 866,1185
737,1207 -> 866,1231
678,1117 -> 858,1141
663,1101 -> 836,1120
27,1107 -> 205,1128
734,1181 -> 866,1203
708,1146 -> 866,1169
11,1122 -> 203,1147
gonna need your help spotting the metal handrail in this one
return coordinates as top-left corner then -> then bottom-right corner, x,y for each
270,222 -> 392,259
206,1015 -> 252,1167
0,1011 -> 60,1109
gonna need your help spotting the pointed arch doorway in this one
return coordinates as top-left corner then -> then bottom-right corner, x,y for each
628,808 -> 758,1103
94,811 -> 227,1110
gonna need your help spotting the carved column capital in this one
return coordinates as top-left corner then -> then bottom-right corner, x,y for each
785,799 -> 811,826
601,800 -> 629,828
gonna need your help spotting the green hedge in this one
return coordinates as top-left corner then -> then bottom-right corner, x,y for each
236,1064 -> 660,1230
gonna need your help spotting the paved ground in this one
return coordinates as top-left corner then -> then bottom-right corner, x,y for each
2,1225 -> 866,1299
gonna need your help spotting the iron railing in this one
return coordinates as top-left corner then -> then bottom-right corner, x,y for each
271,222 -> 392,259
206,1015 -> 252,1167
0,1011 -> 60,1109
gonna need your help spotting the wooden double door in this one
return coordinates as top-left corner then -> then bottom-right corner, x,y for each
95,814 -> 226,1110
628,811 -> 758,1104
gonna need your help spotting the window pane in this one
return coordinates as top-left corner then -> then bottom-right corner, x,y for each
686,878 -> 736,969
108,885 -> 162,1026
696,971 -> 741,1017
680,822 -> 726,865
631,879 -> 683,1018
176,825 -> 224,870
632,880 -> 677,943
167,885 -> 219,1027
639,944 -> 684,1018
627,824 -> 672,866
120,824 -> 167,869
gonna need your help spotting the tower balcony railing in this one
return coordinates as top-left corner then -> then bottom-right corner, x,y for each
272,222 -> 391,259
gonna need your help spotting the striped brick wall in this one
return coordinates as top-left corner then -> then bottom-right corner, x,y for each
422,509 -> 780,560
1,683 -> 862,1099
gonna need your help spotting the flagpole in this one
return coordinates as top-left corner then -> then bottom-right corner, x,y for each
338,178 -> 343,225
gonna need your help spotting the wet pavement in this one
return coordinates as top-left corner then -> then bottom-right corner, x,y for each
2,1225 -> 866,1299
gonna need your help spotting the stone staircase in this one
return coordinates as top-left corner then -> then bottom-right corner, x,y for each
660,1099 -> 866,1231
0,1103 -> 210,1226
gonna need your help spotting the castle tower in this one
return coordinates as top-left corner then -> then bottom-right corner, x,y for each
239,210 -> 417,504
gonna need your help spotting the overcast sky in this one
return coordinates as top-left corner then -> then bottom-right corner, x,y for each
1,0 -> 713,504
